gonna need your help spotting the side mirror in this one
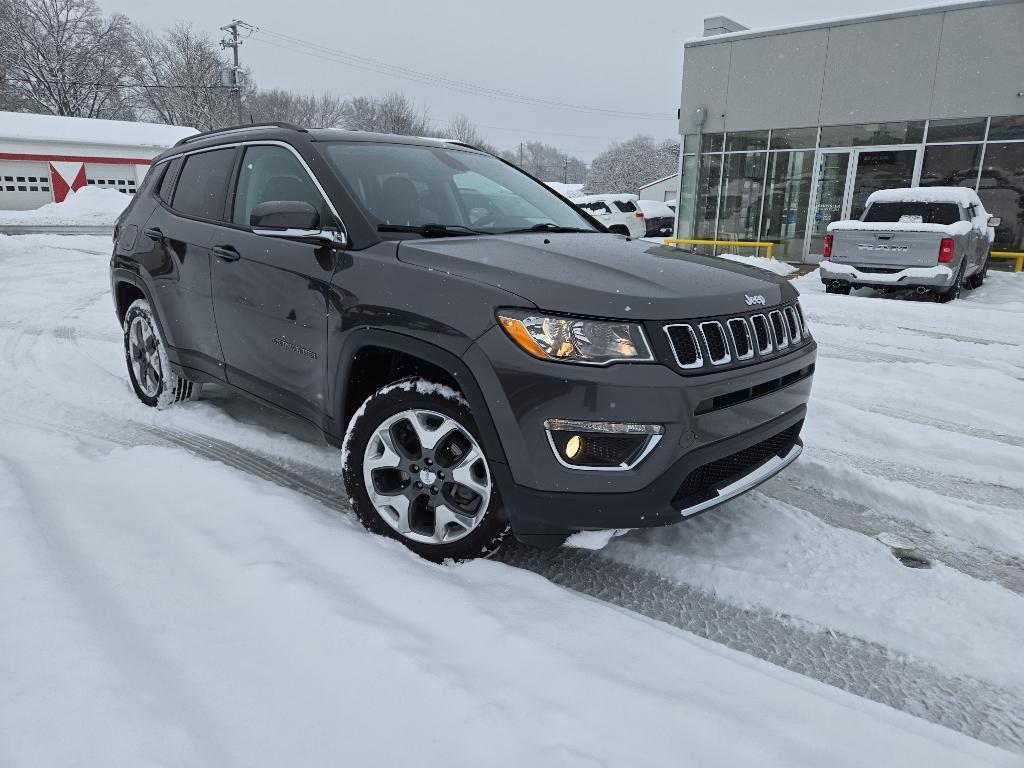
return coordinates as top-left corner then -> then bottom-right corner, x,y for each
250,200 -> 347,247
988,215 -> 1002,228
251,200 -> 320,230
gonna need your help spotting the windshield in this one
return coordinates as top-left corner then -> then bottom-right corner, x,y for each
863,202 -> 963,225
319,141 -> 598,236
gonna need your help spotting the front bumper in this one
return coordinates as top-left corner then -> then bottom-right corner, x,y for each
462,324 -> 816,543
494,406 -> 805,546
820,262 -> 954,288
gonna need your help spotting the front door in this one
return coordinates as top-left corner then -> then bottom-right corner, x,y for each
805,146 -> 920,261
211,143 -> 337,422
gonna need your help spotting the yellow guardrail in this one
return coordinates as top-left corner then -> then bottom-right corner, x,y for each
663,238 -> 775,260
991,251 -> 1024,272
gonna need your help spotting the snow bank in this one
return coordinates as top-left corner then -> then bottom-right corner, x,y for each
716,252 -> 797,276
0,186 -> 130,226
0,109 -> 195,148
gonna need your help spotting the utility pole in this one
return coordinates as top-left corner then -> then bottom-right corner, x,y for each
563,156 -> 569,184
519,142 -> 524,167
221,20 -> 245,125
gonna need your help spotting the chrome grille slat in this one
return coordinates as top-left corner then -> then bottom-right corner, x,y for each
727,318 -> 754,360
769,310 -> 790,350
699,321 -> 731,365
784,306 -> 802,343
663,324 -> 704,369
751,314 -> 772,355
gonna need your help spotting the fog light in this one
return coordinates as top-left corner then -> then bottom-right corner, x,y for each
544,419 -> 664,471
565,435 -> 583,459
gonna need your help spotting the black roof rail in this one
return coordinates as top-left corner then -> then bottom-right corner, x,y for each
174,122 -> 307,147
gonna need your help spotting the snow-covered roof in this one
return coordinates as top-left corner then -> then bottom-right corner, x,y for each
571,193 -> 639,204
635,199 -> 676,217
866,186 -> 982,207
638,173 -> 678,191
0,111 -> 196,149
685,0 -> 1015,47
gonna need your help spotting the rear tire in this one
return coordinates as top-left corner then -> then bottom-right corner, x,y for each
825,283 -> 851,295
937,260 -> 967,303
608,225 -> 630,237
122,299 -> 198,408
342,378 -> 510,561
966,254 -> 989,289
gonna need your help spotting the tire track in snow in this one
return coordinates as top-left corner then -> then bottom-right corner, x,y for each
5,409 -> 1023,753
497,544 -> 1024,754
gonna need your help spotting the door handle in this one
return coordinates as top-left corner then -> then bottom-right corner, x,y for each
144,227 -> 164,241
212,245 -> 241,262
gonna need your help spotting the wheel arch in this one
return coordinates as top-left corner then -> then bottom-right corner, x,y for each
327,329 -> 509,467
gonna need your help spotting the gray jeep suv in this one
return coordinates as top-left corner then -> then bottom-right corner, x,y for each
110,123 -> 816,560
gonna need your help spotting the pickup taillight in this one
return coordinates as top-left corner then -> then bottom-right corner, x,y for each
822,234 -> 833,259
938,238 -> 955,263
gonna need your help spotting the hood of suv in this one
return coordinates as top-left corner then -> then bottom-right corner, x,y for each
396,233 -> 794,320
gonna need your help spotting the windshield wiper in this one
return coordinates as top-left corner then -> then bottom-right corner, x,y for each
500,223 -> 595,234
377,223 -> 485,237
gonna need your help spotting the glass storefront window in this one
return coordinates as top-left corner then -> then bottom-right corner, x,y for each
760,151 -> 813,261
683,134 -> 700,153
988,115 -> 1024,142
819,121 -> 925,148
770,127 -> 818,150
701,133 -> 724,153
694,153 -> 722,245
978,142 -> 1024,250
920,144 -> 982,187
676,155 -> 697,239
717,152 -> 766,252
725,131 -> 769,153
925,117 -> 987,143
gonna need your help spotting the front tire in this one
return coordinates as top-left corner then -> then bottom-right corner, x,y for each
342,378 -> 510,561
122,299 -> 197,408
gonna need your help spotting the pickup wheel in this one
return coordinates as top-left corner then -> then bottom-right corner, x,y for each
937,260 -> 967,303
342,378 -> 510,561
825,283 -> 851,295
967,255 -> 989,289
122,299 -> 198,409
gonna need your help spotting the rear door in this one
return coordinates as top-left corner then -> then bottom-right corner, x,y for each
211,143 -> 337,421
142,147 -> 235,378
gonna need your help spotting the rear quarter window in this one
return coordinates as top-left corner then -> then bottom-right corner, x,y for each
614,200 -> 637,213
170,148 -> 236,220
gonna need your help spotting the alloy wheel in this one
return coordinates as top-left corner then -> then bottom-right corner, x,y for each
128,314 -> 163,398
362,409 -> 491,545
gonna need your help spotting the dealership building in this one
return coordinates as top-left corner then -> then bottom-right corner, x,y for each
675,0 -> 1024,262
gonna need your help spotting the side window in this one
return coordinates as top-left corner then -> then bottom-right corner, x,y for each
232,145 -> 327,227
171,149 -> 235,220
614,200 -> 637,213
157,158 -> 181,203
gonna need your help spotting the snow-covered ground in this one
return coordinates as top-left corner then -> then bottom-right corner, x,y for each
1,234 -> 1022,766
0,186 -> 130,227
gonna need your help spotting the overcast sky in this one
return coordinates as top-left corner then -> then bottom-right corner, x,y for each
102,0 -> 925,160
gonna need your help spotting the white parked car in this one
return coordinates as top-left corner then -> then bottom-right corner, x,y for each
571,193 -> 646,239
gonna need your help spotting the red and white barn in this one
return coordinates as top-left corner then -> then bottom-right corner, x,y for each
0,111 -> 196,211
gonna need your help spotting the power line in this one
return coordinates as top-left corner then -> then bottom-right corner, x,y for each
3,76 -> 232,90
246,25 -> 674,121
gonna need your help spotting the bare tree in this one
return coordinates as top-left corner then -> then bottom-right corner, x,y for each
584,135 -> 679,194
442,113 -> 498,153
501,141 -> 587,183
131,23 -> 237,130
339,91 -> 431,136
245,88 -> 347,128
0,0 -> 137,119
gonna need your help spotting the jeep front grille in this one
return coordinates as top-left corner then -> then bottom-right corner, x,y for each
664,302 -> 810,375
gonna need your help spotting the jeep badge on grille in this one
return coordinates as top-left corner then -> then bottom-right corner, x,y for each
744,294 -> 767,306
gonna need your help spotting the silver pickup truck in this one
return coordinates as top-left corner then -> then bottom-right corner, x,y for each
820,187 -> 999,302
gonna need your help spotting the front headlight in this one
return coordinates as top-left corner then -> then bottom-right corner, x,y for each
497,309 -> 654,365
